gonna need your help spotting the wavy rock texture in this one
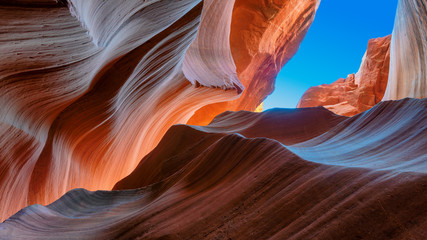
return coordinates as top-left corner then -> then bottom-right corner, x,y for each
383,0 -> 426,100
1,98 -> 426,240
0,0 -> 320,221
1,0 -> 426,238
182,0 -> 243,92
297,35 -> 391,116
188,0 -> 321,125
0,0 -> 227,220
0,0 -> 65,6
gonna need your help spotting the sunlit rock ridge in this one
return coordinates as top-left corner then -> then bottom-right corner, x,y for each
0,0 -> 426,239
298,35 -> 391,116
2,98 -> 426,239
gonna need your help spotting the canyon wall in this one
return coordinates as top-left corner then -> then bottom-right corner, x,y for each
188,0 -> 321,125
298,35 -> 391,116
298,0 -> 426,115
0,0 -> 320,221
383,0 -> 426,100
0,0 -> 426,238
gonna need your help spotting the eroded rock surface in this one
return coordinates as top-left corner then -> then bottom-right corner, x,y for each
298,35 -> 391,116
188,0 -> 321,125
1,99 -> 426,240
0,0 -> 426,239
384,0 -> 426,100
0,0 -> 320,220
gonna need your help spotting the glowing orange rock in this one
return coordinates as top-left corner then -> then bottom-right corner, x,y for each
297,35 -> 391,116
188,0 -> 321,125
1,98 -> 426,239
0,0 -> 320,221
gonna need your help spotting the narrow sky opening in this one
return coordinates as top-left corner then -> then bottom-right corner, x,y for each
263,0 -> 398,110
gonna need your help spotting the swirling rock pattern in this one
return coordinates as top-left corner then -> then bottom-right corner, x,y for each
188,0 -> 321,125
0,0 -> 426,238
297,35 -> 391,116
0,0 -> 224,220
0,0 -> 320,221
182,0 -> 243,92
1,98 -> 425,239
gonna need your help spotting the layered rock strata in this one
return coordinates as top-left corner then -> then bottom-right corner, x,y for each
1,98 -> 425,239
383,0 -> 426,100
0,0 -> 426,238
188,0 -> 321,125
0,0 -> 320,221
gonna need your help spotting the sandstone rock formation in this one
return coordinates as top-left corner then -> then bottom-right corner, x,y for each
0,0 -> 320,221
188,0 -> 321,125
1,98 -> 426,239
383,0 -> 426,100
298,0 -> 427,115
0,0 -> 426,239
297,35 -> 391,116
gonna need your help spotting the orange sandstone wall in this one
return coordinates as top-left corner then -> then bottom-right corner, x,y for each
188,0 -> 321,125
297,35 -> 391,116
0,0 -> 320,221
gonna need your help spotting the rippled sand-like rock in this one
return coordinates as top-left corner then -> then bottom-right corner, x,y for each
1,0 -> 426,237
1,98 -> 425,239
297,35 -> 391,116
0,0 -> 320,221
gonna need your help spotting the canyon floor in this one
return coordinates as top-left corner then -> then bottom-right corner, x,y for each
1,98 -> 426,239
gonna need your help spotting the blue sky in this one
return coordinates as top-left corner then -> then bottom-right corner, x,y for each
263,0 -> 398,109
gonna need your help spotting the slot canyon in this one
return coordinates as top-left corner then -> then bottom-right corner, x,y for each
0,0 -> 425,239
